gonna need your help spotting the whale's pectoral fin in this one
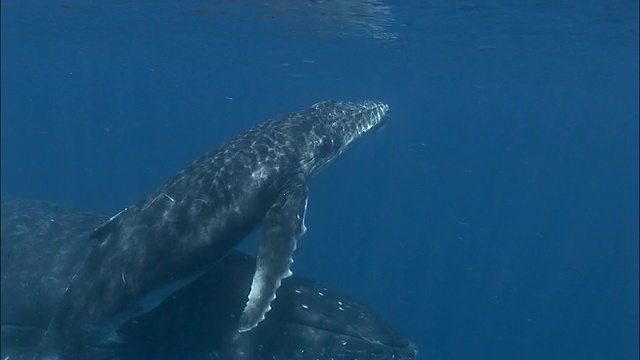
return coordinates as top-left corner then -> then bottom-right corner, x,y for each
238,173 -> 309,333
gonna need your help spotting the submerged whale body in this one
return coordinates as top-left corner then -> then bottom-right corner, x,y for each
1,198 -> 418,360
33,100 -> 390,358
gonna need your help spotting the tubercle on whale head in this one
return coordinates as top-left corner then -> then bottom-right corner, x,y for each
320,100 -> 389,144
304,100 -> 390,176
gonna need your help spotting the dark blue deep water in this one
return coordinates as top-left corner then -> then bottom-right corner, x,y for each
2,1 -> 638,359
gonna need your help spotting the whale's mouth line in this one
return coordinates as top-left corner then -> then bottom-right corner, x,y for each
371,118 -> 387,133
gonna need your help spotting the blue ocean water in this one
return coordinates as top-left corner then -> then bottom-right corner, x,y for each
1,1 -> 638,359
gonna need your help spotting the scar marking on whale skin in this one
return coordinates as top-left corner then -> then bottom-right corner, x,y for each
142,193 -> 175,211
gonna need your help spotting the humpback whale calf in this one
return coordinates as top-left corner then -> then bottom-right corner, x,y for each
34,100 -> 390,359
2,198 -> 417,360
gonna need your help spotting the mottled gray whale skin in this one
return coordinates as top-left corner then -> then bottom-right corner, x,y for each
1,198 -> 105,331
1,198 -> 116,360
3,198 -> 418,360
35,100 -> 390,359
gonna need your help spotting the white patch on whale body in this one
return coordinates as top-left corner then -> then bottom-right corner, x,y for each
239,266 -> 294,333
250,166 -> 269,181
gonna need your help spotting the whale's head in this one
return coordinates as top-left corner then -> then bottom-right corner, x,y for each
299,100 -> 390,176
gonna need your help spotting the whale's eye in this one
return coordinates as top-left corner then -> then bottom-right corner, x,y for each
317,138 -> 334,158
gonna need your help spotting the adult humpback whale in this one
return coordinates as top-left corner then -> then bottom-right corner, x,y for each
3,198 -> 417,360
35,100 -> 390,359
